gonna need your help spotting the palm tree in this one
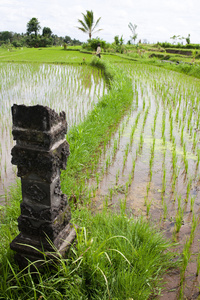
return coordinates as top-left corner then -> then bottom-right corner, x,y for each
77,10 -> 102,39
128,22 -> 137,44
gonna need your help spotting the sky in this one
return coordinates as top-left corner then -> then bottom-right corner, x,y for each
0,0 -> 200,44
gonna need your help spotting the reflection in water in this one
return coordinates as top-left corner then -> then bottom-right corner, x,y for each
90,64 -> 200,223
0,63 -> 107,202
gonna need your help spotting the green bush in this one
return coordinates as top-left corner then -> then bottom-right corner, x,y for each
26,35 -> 53,48
82,38 -> 107,51
157,42 -> 200,50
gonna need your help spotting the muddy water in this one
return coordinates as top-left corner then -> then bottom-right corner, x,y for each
88,64 -> 200,298
0,63 -> 106,204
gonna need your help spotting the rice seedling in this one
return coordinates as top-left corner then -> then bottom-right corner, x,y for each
180,124 -> 185,146
162,167 -> 166,193
115,169 -> 120,185
95,172 -> 100,188
146,182 -> 151,197
119,198 -> 127,214
163,200 -> 168,220
175,206 -> 184,233
142,105 -> 150,130
189,213 -> 198,245
186,178 -> 192,202
179,238 -> 191,295
146,198 -> 152,217
192,131 -> 197,151
190,196 -> 195,213
113,139 -> 118,156
103,195 -> 109,210
122,142 -> 130,168
184,156 -> 189,175
131,158 -> 136,177
196,251 -> 200,277
139,132 -> 144,153
109,187 -> 113,201
105,154 -> 111,170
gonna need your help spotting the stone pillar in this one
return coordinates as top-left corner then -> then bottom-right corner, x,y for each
10,104 -> 76,268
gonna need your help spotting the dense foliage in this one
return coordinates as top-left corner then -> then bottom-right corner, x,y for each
156,42 -> 200,49
0,17 -> 82,48
0,30 -> 82,48
82,37 -> 106,51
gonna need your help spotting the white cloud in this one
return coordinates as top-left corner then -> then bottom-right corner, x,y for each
0,0 -> 199,43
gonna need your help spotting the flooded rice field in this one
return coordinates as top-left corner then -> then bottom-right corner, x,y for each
0,63 -> 106,201
1,61 -> 200,297
87,64 -> 200,299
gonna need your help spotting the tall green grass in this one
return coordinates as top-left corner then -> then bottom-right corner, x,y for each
0,209 -> 179,300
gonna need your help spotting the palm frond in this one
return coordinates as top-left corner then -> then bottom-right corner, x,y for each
83,11 -> 93,28
76,27 -> 87,33
92,29 -> 103,35
92,17 -> 102,32
76,10 -> 102,38
77,19 -> 88,31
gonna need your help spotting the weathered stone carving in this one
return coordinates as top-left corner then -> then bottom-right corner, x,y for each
26,184 -> 47,202
10,104 -> 76,268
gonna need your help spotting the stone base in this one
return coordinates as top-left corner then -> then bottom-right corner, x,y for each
10,223 -> 76,269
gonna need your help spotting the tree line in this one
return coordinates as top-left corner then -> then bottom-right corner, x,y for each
1,12 -> 139,49
0,17 -> 82,48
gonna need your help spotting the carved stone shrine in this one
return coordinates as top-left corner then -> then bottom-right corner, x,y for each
10,104 -> 76,268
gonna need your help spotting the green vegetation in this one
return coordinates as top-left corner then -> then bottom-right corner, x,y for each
0,47 -> 130,64
0,207 -> 179,300
0,54 -> 182,299
1,44 -> 200,79
0,18 -> 82,48
1,45 -> 200,298
61,57 -> 133,197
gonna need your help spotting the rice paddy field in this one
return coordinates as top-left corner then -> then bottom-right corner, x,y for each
87,63 -> 200,299
0,62 -> 107,199
1,48 -> 200,298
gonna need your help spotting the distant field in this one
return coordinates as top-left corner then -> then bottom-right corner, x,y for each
0,47 -> 129,64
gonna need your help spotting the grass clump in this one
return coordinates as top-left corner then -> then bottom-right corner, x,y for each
0,209 -> 179,300
90,56 -> 116,82
0,181 -> 21,260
